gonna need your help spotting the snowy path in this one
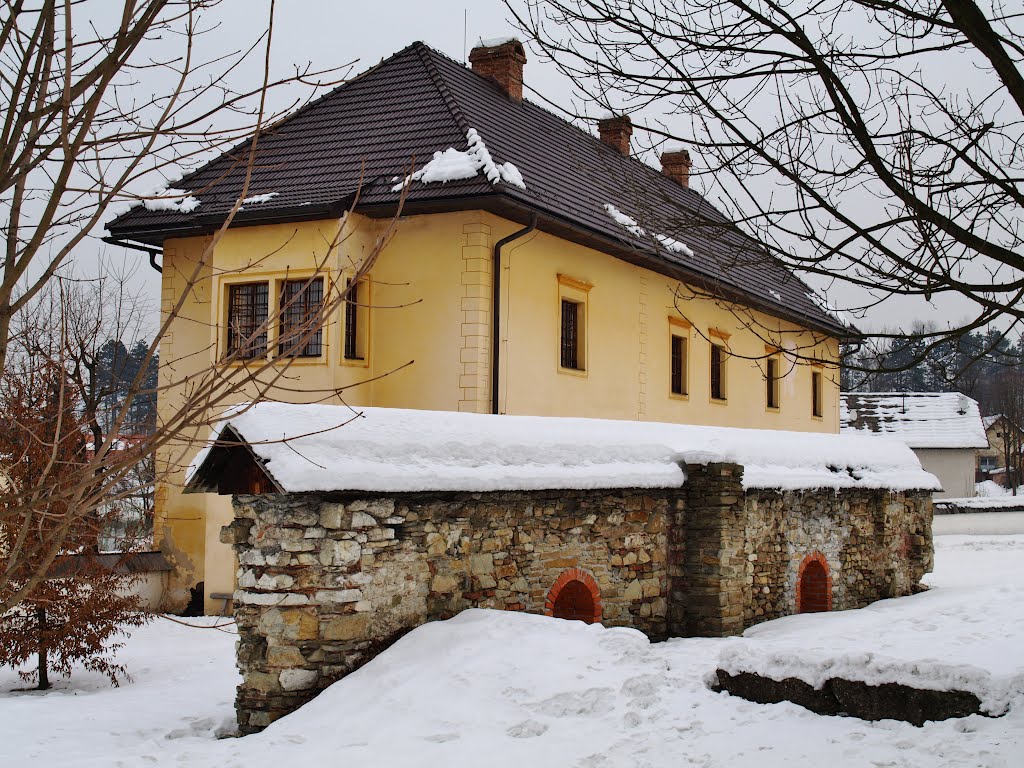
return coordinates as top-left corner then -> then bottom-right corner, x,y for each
2,534 -> 1021,767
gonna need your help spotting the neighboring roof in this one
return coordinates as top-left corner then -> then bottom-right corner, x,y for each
983,414 -> 1002,430
107,42 -> 846,338
840,392 -> 988,449
49,551 -> 171,579
185,403 -> 939,495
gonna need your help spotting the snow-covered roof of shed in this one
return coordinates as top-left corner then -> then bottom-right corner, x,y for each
840,392 -> 988,449
185,403 -> 939,494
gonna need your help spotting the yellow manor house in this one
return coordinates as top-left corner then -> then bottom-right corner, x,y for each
107,39 -> 847,613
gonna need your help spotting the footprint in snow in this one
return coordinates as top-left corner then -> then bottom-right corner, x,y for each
507,720 -> 548,738
424,732 -> 460,743
534,687 -> 616,717
620,673 -> 664,710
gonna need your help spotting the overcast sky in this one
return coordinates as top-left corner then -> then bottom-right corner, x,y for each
91,0 -> 969,335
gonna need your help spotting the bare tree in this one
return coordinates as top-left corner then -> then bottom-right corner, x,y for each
990,372 -> 1024,493
509,0 -> 1024,371
0,1 -> 406,615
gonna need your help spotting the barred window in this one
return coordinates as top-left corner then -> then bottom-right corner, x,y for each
671,334 -> 687,395
278,277 -> 324,357
560,299 -> 581,370
227,282 -> 268,359
766,355 -> 780,409
710,343 -> 726,400
344,278 -> 361,360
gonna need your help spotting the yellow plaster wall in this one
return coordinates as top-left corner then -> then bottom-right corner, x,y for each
153,209 -> 839,613
489,215 -> 840,432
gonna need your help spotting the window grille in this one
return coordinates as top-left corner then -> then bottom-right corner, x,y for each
561,299 -> 580,370
671,335 -> 686,395
767,356 -> 779,408
227,282 -> 269,359
710,343 -> 725,400
344,278 -> 361,360
278,278 -> 324,357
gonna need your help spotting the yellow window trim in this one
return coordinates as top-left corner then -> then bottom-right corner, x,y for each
557,273 -> 594,293
669,316 -> 692,330
217,269 -> 333,366
669,319 -> 690,399
708,326 -> 731,342
340,271 -> 371,369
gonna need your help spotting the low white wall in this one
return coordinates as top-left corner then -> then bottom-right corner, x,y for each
914,448 -> 975,499
118,571 -> 168,611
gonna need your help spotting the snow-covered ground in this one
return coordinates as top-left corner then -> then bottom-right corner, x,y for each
3,532 -> 1022,767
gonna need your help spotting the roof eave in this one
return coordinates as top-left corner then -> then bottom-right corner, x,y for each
106,200 -> 351,246
110,186 -> 849,339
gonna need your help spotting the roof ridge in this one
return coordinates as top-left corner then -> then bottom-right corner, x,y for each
416,44 -> 471,139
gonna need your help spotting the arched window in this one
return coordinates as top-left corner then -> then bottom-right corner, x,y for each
544,567 -> 602,624
796,553 -> 832,613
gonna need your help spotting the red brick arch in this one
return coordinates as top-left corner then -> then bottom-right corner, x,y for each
796,552 -> 833,613
544,567 -> 602,624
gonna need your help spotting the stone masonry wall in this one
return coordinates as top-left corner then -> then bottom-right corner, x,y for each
221,466 -> 933,732
673,462 -> 932,635
743,489 -> 933,627
222,488 -> 679,733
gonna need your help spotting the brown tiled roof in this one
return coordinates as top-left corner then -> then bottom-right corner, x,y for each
107,42 -> 846,337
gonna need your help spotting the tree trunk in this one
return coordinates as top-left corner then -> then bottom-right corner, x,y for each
36,605 -> 50,691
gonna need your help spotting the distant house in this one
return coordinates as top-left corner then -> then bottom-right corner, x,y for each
977,414 -> 1023,488
840,392 -> 987,499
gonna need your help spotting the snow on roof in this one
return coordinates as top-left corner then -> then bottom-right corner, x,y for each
840,392 -> 988,449
142,187 -> 200,214
392,128 -> 526,192
241,192 -> 279,205
983,414 -> 1003,431
186,403 -> 938,494
604,203 -> 694,258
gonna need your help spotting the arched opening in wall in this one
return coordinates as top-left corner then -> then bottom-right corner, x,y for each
544,567 -> 602,624
796,553 -> 832,613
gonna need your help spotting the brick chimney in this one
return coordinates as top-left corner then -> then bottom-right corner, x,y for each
469,38 -> 527,102
661,148 -> 692,188
598,115 -> 632,155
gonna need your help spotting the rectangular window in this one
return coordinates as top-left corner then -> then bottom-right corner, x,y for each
278,277 -> 324,357
710,343 -> 726,401
344,278 -> 362,360
226,282 -> 268,359
561,299 -> 582,370
671,334 -> 687,395
766,355 -> 780,409
812,369 -> 823,417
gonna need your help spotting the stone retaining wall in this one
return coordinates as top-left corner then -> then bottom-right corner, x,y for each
222,466 -> 933,732
222,488 -> 678,733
